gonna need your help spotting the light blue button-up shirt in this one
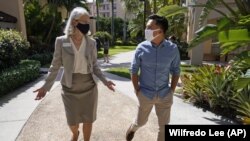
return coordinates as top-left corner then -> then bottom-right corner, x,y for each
131,40 -> 180,99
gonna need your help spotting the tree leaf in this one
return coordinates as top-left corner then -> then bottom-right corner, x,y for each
157,5 -> 187,18
235,76 -> 250,90
188,24 -> 218,49
198,0 -> 220,27
219,29 -> 250,43
217,17 -> 232,30
220,42 -> 248,55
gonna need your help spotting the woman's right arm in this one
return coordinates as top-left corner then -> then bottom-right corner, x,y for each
42,37 -> 63,91
34,37 -> 62,100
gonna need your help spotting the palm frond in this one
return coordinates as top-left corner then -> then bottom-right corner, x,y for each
198,0 -> 220,27
157,5 -> 187,18
235,0 -> 250,15
188,24 -> 218,49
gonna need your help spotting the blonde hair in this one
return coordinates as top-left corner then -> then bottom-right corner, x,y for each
64,7 -> 89,36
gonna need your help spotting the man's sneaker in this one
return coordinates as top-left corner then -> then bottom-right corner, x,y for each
126,131 -> 135,141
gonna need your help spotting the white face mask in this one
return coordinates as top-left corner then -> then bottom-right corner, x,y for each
145,29 -> 160,41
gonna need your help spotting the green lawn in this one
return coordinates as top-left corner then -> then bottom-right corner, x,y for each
106,65 -> 198,80
106,67 -> 131,79
98,45 -> 136,58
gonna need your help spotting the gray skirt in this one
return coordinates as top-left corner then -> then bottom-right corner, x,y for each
61,73 -> 98,126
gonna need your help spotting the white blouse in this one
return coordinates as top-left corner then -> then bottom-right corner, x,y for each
70,37 -> 89,74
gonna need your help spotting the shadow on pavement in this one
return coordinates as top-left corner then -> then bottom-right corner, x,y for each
203,117 -> 237,125
99,62 -> 131,69
0,75 -> 45,107
102,72 -> 131,82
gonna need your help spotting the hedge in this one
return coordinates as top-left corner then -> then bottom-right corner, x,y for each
29,53 -> 53,66
0,29 -> 30,71
0,60 -> 40,96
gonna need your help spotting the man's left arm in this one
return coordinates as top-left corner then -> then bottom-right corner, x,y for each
170,75 -> 179,92
170,48 -> 181,93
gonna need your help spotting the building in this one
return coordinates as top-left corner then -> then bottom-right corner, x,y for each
0,0 -> 26,38
186,0 -> 249,65
88,0 -> 127,19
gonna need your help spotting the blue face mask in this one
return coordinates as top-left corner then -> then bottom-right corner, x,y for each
76,23 -> 89,34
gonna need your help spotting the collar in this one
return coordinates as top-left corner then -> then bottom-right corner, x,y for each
151,39 -> 167,48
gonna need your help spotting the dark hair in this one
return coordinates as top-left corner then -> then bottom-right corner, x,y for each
147,14 -> 168,33
169,35 -> 176,41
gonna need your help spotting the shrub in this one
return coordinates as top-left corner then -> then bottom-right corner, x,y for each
0,29 -> 30,71
93,31 -> 112,43
115,39 -> 137,46
115,39 -> 123,46
232,85 -> 250,124
0,60 -> 40,96
29,53 -> 53,66
183,65 -> 239,118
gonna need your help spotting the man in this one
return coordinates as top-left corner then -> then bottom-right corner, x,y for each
126,14 -> 180,141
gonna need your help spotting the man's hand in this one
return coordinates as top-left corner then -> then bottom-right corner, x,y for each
169,89 -> 175,95
106,81 -> 116,92
33,87 -> 47,100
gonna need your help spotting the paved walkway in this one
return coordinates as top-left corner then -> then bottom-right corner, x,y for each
0,51 -> 235,141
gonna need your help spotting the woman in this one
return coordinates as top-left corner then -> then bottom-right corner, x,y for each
34,7 -> 115,141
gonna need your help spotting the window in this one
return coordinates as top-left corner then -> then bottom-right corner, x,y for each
113,3 -> 117,9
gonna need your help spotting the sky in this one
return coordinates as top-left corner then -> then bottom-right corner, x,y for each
86,0 -> 93,2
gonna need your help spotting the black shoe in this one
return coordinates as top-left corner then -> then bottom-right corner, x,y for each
126,131 -> 135,141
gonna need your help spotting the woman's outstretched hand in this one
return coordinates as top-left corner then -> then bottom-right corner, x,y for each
33,87 -> 47,100
106,81 -> 116,92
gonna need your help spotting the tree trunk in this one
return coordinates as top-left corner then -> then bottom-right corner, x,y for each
146,0 -> 151,16
153,0 -> 157,13
111,0 -> 114,45
163,0 -> 168,6
45,13 -> 56,43
123,12 -> 127,42
96,0 -> 100,31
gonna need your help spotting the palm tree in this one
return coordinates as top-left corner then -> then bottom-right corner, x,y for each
60,0 -> 87,16
46,0 -> 88,41
121,0 -> 141,42
187,0 -> 250,124
96,0 -> 100,31
157,4 -> 187,39
111,0 -> 114,45
128,11 -> 144,41
153,0 -> 157,13
45,0 -> 65,43
188,0 -> 250,89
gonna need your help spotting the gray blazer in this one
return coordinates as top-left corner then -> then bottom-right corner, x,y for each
42,35 -> 108,91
